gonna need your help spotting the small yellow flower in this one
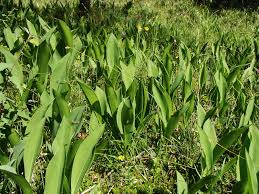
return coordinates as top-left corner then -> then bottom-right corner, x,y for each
136,23 -> 142,32
117,155 -> 125,161
144,26 -> 150,32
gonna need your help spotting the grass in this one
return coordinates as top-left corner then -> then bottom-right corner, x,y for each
0,0 -> 259,193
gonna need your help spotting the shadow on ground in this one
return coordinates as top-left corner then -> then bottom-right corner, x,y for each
194,0 -> 259,10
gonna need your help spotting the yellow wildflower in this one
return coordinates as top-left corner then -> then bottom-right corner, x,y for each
144,26 -> 150,32
117,155 -> 125,161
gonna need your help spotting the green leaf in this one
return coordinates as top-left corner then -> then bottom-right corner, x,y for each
164,111 -> 181,138
39,16 -> 50,32
0,46 -> 24,95
244,96 -> 255,126
197,103 -> 206,128
116,100 -> 125,135
121,62 -> 135,91
189,175 -> 215,194
44,147 -> 65,194
136,81 -> 148,121
209,157 -> 238,191
66,139 -> 83,172
27,20 -> 39,46
40,27 -> 56,45
49,53 -> 70,91
214,71 -> 227,107
69,106 -> 85,134
71,112 -> 105,194
53,89 -> 70,118
58,20 -> 73,49
0,149 -> 9,164
106,34 -> 120,75
24,104 -> 49,181
0,165 -> 33,194
203,119 -> 217,149
52,116 -> 74,154
0,63 -> 12,71
177,171 -> 188,194
147,59 -> 159,78
3,27 -> 16,50
95,86 -> 107,116
77,80 -> 101,114
245,150 -> 258,194
105,85 -> 120,116
248,125 -> 259,172
37,41 -> 51,88
199,63 -> 208,90
152,81 -> 172,126
213,127 -> 247,164
170,71 -> 184,95
198,126 -> 213,173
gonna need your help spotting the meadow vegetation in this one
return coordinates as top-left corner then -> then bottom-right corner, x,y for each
0,0 -> 259,193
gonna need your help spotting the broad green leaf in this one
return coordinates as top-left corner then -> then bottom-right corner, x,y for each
198,126 -> 213,173
248,125 -> 259,172
39,16 -> 50,32
66,139 -> 83,172
39,27 -> 56,45
0,149 -> 9,164
0,63 -> 12,71
3,27 -> 15,50
245,150 -> 258,194
214,70 -> 227,107
152,81 -> 172,126
177,171 -> 188,194
66,37 -> 82,72
78,80 -> 101,114
105,85 -> 120,116
0,165 -> 33,194
213,127 -> 247,164
58,20 -> 73,49
71,112 -> 105,194
24,104 -> 49,181
44,147 -> 65,194
53,90 -> 70,118
69,106 -> 85,134
244,96 -> 255,126
183,82 -> 192,103
50,53 -> 70,91
37,41 -> 51,88
227,67 -> 240,84
185,64 -> 192,84
220,51 -> 230,75
0,46 -> 24,95
203,106 -> 217,126
189,175 -> 215,194
26,20 -> 39,46
136,81 -> 148,121
197,103 -> 206,128
116,101 -> 125,135
147,59 -> 159,77
121,62 -> 135,91
203,119 -> 217,149
164,111 -> 181,138
95,86 -> 107,116
52,116 -> 74,154
106,34 -> 120,75
170,71 -> 184,95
